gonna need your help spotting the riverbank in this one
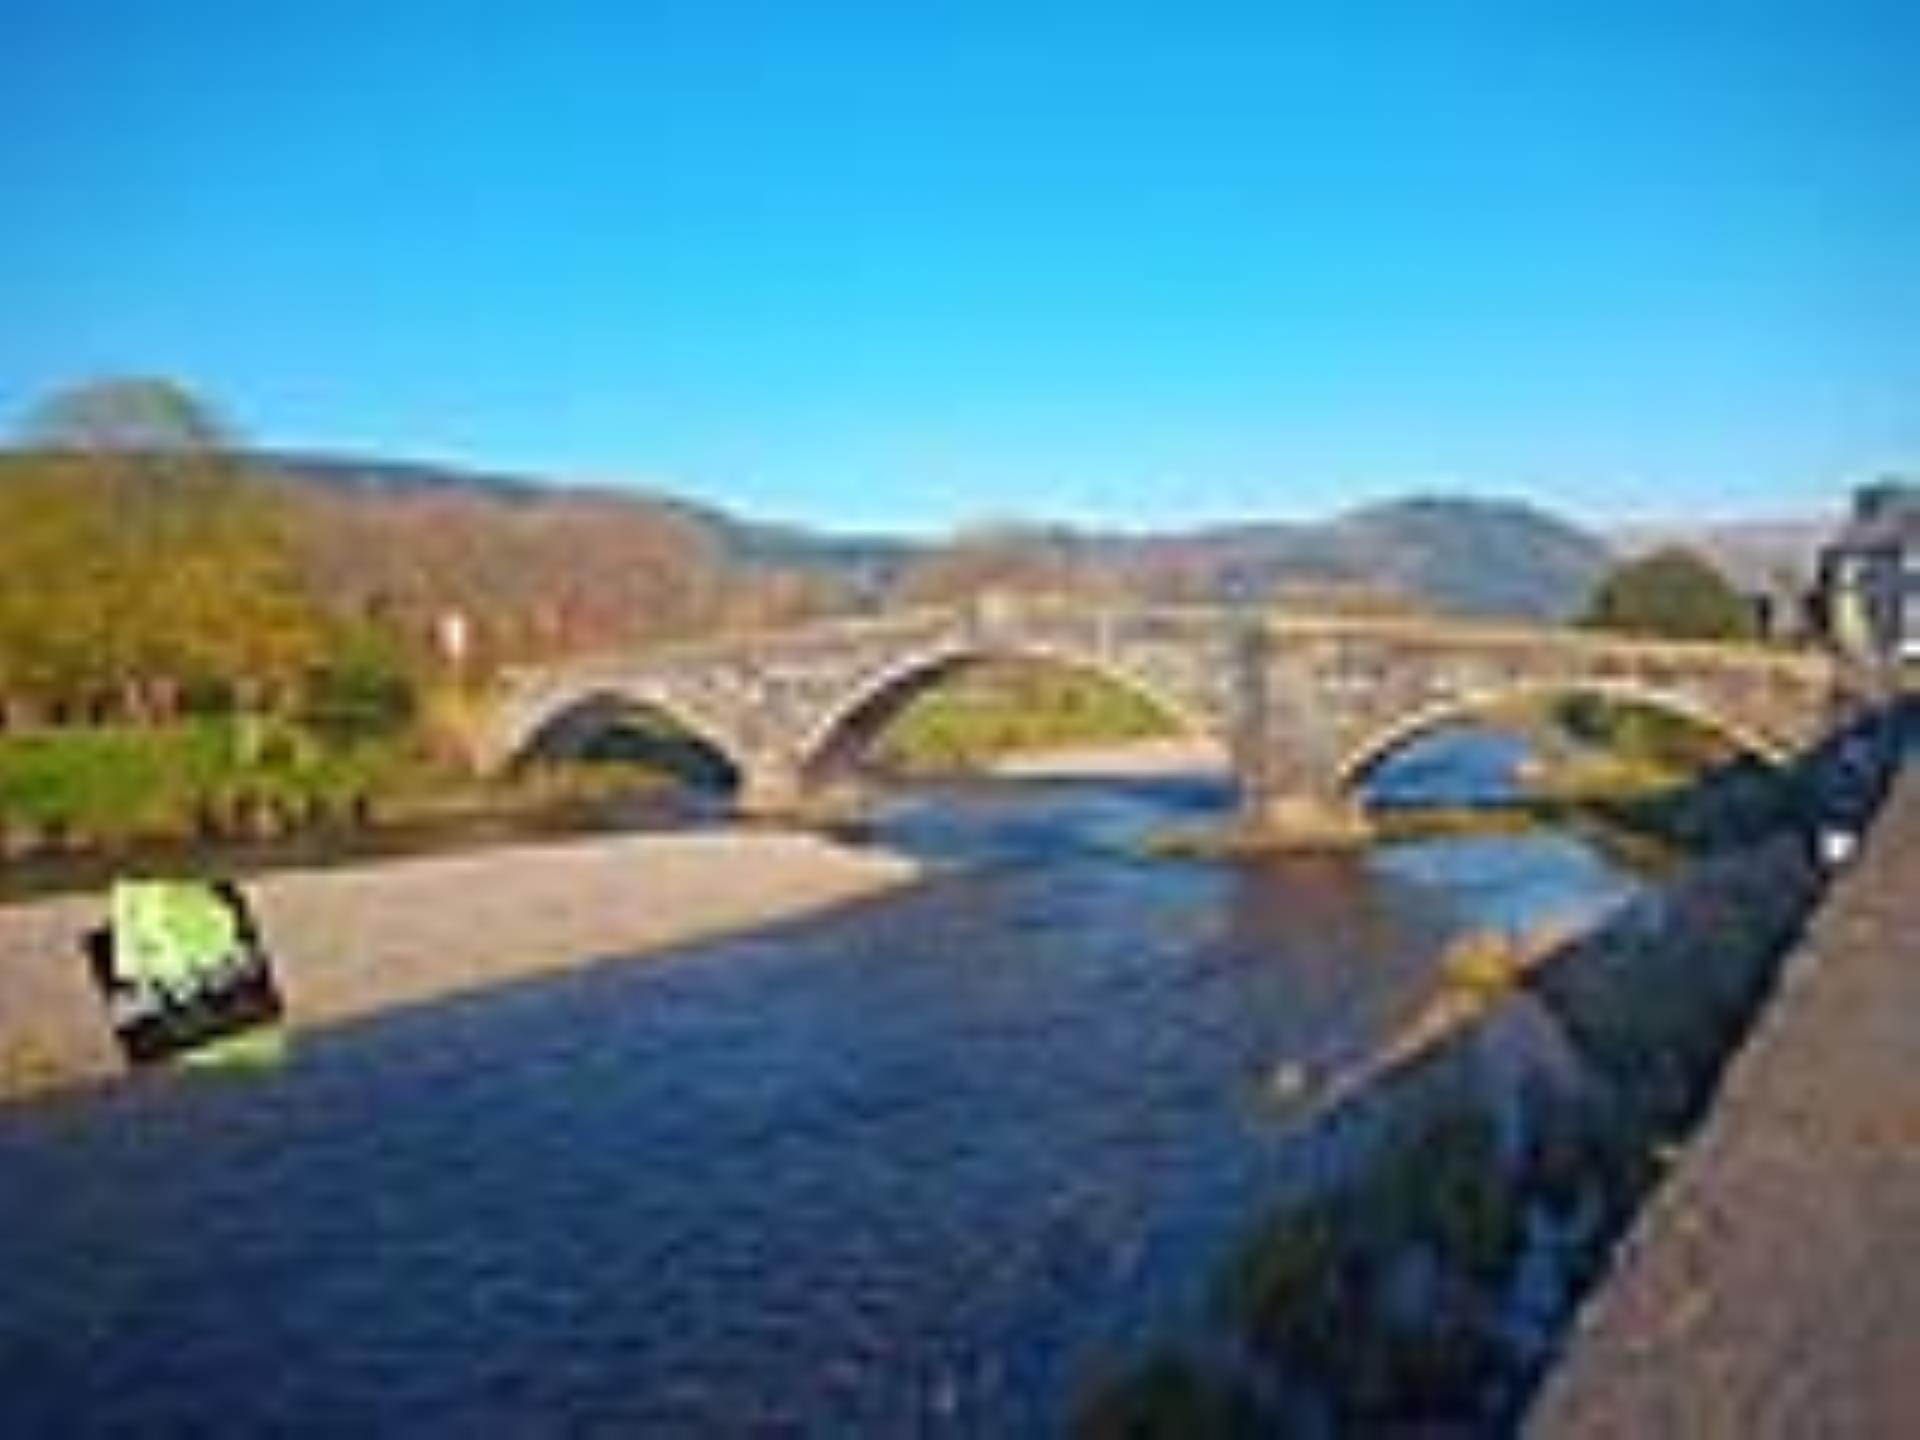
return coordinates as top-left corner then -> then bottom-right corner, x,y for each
1079,802 -> 1833,1431
0,828 -> 920,1102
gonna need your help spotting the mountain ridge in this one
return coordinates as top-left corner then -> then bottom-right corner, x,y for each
250,451 -> 1615,621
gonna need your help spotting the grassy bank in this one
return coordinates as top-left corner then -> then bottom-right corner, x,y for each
870,661 -> 1177,775
0,718 -> 679,863
0,720 -> 395,850
1365,719 -> 1799,860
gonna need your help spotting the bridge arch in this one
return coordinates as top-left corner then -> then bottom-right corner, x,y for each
491,682 -> 752,790
1332,677 -> 1797,796
790,639 -> 1225,783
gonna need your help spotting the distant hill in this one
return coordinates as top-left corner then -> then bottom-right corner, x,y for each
253,454 -> 1615,622
1328,497 -> 1614,617
251,451 -> 555,502
1,445 -> 1619,623
258,451 -> 916,596
1085,497 -> 1614,620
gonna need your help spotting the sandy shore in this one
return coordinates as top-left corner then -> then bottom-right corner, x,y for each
0,829 -> 920,1102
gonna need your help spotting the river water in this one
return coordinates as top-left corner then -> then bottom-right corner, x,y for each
0,744 -> 1646,1436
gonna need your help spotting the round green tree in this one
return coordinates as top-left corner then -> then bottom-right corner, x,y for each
1582,546 -> 1757,642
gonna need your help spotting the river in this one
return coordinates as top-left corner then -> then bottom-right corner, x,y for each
0,739 -> 1648,1435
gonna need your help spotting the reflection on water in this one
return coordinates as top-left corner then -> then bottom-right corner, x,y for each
1364,729 -> 1534,810
0,763 -> 1645,1436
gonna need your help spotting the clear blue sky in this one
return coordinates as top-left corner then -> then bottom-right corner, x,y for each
3,1 -> 1915,533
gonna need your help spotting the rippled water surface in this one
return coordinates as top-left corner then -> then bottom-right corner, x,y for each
0,763 -> 1643,1435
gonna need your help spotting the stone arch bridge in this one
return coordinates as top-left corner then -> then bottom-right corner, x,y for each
474,597 -> 1842,839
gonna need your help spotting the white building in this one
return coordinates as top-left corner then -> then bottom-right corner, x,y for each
1816,483 -> 1920,666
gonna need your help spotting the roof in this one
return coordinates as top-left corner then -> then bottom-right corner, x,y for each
1840,483 -> 1920,550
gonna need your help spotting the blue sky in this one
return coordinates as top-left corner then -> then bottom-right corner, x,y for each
3,1 -> 1915,533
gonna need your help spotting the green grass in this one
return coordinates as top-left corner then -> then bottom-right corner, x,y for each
1206,1103 -> 1521,1414
0,724 -> 217,830
0,714 -> 697,858
873,662 -> 1176,773
0,719 -> 410,846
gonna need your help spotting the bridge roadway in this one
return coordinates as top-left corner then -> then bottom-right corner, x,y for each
1532,754 -> 1920,1436
476,597 -> 1841,841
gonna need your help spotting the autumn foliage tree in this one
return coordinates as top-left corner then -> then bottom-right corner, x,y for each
289,486 -> 736,673
0,379 -> 326,725
1,377 -> 883,746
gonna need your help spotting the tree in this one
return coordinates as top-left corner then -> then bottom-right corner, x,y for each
301,623 -> 418,745
1581,546 -> 1757,643
0,455 -> 121,720
0,380 -> 325,724
19,376 -> 232,453
288,486 -> 733,673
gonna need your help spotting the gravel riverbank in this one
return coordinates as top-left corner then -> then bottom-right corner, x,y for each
0,829 -> 920,1102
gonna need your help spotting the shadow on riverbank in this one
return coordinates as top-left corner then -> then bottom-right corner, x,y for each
0,827 -> 921,1102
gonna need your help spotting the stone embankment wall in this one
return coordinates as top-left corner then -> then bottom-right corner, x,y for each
0,830 -> 918,1103
1529,757 -> 1920,1436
